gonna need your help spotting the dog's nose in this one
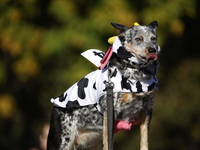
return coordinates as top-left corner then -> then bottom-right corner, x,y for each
148,48 -> 156,53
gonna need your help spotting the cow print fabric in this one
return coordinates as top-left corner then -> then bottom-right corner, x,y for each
50,66 -> 158,112
50,37 -> 158,113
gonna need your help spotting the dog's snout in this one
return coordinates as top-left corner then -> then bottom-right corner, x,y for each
148,48 -> 156,53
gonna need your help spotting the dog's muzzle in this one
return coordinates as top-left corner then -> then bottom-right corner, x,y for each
146,47 -> 158,61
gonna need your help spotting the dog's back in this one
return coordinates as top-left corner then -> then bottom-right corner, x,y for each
47,21 -> 159,150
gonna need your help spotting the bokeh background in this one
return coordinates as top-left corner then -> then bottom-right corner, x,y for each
0,0 -> 200,150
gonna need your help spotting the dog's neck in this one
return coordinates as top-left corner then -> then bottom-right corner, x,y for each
109,53 -> 158,81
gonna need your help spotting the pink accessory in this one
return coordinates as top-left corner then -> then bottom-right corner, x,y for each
100,47 -> 113,69
114,119 -> 139,133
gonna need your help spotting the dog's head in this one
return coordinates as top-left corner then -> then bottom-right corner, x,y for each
111,21 -> 160,64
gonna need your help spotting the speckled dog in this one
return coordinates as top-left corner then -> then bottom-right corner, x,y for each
47,21 -> 160,150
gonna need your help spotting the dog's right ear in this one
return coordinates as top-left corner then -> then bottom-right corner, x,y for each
111,22 -> 128,33
149,21 -> 158,29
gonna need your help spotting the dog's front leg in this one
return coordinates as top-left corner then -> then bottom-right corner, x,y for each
140,109 -> 152,150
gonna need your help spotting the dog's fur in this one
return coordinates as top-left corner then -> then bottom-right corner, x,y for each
47,21 -> 159,150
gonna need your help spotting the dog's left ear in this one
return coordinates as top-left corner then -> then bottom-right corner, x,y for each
111,22 -> 128,34
149,21 -> 158,29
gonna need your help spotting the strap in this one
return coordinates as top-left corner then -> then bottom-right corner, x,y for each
103,67 -> 115,150
106,82 -> 114,150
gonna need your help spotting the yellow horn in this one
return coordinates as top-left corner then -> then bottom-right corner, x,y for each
134,22 -> 140,26
108,36 -> 117,44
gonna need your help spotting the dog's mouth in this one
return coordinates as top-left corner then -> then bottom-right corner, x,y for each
146,53 -> 158,61
138,53 -> 158,62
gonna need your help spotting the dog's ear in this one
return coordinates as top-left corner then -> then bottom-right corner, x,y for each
149,21 -> 158,29
111,22 -> 128,33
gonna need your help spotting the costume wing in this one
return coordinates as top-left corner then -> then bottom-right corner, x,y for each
81,49 -> 105,67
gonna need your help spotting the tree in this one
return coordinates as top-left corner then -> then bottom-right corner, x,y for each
0,0 -> 199,149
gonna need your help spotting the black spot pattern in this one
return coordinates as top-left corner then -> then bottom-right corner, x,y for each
121,76 -> 132,91
117,46 -> 132,59
103,80 -> 107,92
111,68 -> 118,78
77,77 -> 89,99
93,51 -> 104,58
66,100 -> 80,108
58,93 -> 67,102
136,81 -> 143,93
148,82 -> 156,91
93,82 -> 96,90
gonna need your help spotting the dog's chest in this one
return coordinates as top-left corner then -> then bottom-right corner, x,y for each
99,89 -> 157,121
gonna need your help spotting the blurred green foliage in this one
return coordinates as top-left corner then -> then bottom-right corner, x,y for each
0,0 -> 200,149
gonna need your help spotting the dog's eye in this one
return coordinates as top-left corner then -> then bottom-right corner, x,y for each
135,37 -> 143,42
151,37 -> 157,41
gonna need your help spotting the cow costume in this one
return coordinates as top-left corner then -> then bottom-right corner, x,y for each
50,37 -> 159,114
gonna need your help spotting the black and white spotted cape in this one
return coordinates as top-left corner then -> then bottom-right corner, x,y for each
50,37 -> 158,112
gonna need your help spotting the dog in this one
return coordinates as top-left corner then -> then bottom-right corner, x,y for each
47,21 -> 160,150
